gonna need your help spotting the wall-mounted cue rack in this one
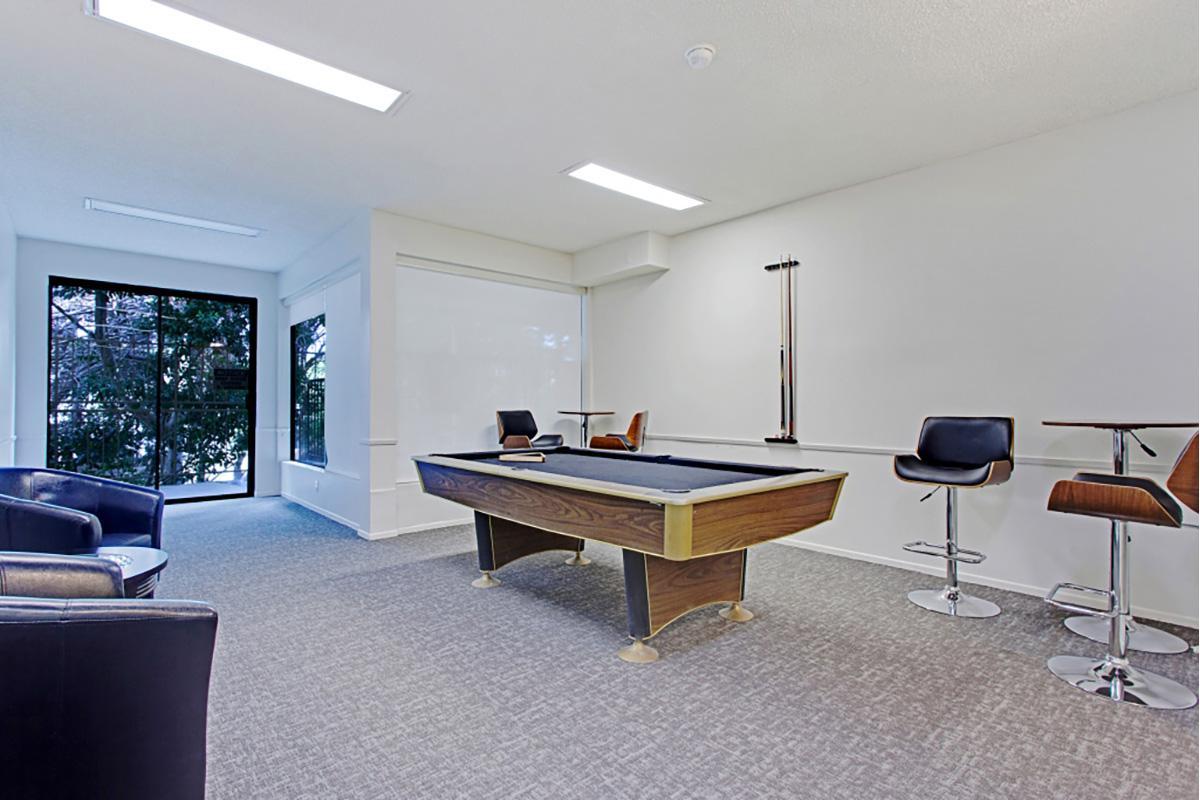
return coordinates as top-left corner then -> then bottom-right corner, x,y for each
763,256 -> 800,444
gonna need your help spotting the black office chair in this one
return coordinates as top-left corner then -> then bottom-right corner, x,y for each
894,416 -> 1014,618
0,552 -> 218,799
496,410 -> 564,449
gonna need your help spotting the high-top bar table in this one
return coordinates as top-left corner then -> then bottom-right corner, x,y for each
558,410 -> 614,447
1043,420 -> 1197,654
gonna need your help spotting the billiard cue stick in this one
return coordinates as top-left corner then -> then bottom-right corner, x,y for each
786,253 -> 795,437
777,256 -> 786,436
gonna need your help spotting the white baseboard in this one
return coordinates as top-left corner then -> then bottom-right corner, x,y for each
774,536 -> 1198,629
356,527 -> 393,540
356,517 -> 474,540
281,492 -> 362,533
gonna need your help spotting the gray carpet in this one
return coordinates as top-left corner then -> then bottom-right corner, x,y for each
160,498 -> 1198,800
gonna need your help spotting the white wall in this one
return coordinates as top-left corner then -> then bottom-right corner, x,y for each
274,209 -> 576,538
392,266 -> 583,531
365,209 -> 575,538
395,266 -> 582,471
12,238 -> 281,495
280,272 -> 368,530
0,204 -> 16,465
375,211 -> 574,286
277,212 -> 372,531
589,92 -> 1199,624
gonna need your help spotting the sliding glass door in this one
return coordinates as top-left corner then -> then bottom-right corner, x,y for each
48,278 -> 256,502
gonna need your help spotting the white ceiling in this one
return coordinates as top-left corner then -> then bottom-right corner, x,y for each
0,1 -> 1195,271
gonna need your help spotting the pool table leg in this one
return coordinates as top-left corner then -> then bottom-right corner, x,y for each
471,512 -> 587,588
619,548 -> 750,662
564,549 -> 592,566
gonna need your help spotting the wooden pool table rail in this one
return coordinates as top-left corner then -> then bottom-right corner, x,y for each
414,452 -> 844,506
414,455 -> 846,561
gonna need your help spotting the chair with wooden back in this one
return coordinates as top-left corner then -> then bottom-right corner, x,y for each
1042,433 -> 1197,709
496,410 -> 564,450
589,411 -> 649,452
1166,433 -> 1198,512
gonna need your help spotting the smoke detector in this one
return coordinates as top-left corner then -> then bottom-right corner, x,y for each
684,43 -> 716,70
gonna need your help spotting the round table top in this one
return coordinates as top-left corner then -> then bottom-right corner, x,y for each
94,546 -> 169,580
1042,420 -> 1198,430
558,410 -> 615,416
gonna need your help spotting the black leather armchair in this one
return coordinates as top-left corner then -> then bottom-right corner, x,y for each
0,552 -> 218,800
496,410 -> 564,449
0,467 -> 165,550
0,493 -> 101,553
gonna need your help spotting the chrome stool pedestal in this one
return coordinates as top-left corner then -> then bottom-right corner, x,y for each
1063,614 -> 1188,655
903,487 -> 1000,618
1044,492 -> 1196,709
1046,655 -> 1197,709
907,587 -> 1000,618
1055,427 -> 1190,654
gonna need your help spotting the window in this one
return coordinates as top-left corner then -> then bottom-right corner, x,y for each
291,315 -> 326,467
47,277 -> 257,502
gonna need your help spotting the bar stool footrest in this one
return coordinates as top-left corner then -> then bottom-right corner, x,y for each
901,540 -> 987,564
1044,581 -> 1114,618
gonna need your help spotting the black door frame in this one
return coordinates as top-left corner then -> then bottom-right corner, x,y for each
46,276 -> 258,504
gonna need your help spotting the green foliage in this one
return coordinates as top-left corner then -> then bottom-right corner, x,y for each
291,315 -> 326,467
49,284 -> 252,490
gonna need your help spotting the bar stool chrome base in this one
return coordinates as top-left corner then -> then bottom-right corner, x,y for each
907,588 -> 1000,618
1064,615 -> 1189,655
1047,655 -> 1197,709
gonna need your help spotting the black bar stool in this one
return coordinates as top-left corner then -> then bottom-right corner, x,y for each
894,416 -> 1014,617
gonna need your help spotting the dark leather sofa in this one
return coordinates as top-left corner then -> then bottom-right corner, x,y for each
0,552 -> 218,800
0,467 -> 165,551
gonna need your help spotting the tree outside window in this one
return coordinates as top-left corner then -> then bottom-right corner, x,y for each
291,315 -> 326,467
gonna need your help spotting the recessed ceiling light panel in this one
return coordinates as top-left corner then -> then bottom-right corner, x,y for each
85,0 -> 405,112
565,163 -> 705,211
84,197 -> 264,237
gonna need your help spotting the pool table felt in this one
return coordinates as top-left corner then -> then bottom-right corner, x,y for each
468,450 -> 819,493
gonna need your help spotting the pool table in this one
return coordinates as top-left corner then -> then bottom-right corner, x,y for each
413,447 -> 846,662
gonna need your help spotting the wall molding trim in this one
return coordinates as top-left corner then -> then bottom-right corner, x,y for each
644,432 -> 1170,473
361,438 -> 398,446
396,254 -> 585,295
773,537 -> 1198,628
280,256 -> 362,307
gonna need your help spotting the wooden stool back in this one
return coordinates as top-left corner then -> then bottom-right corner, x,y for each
1166,433 -> 1198,513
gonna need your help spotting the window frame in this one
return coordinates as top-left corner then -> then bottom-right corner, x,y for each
289,314 -> 328,468
46,275 -> 258,504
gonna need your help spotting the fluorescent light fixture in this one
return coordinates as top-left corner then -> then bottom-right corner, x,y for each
84,198 -> 263,237
565,163 -> 704,210
85,0 -> 404,112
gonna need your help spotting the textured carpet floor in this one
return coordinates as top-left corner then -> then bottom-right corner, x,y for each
160,498 -> 1198,800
